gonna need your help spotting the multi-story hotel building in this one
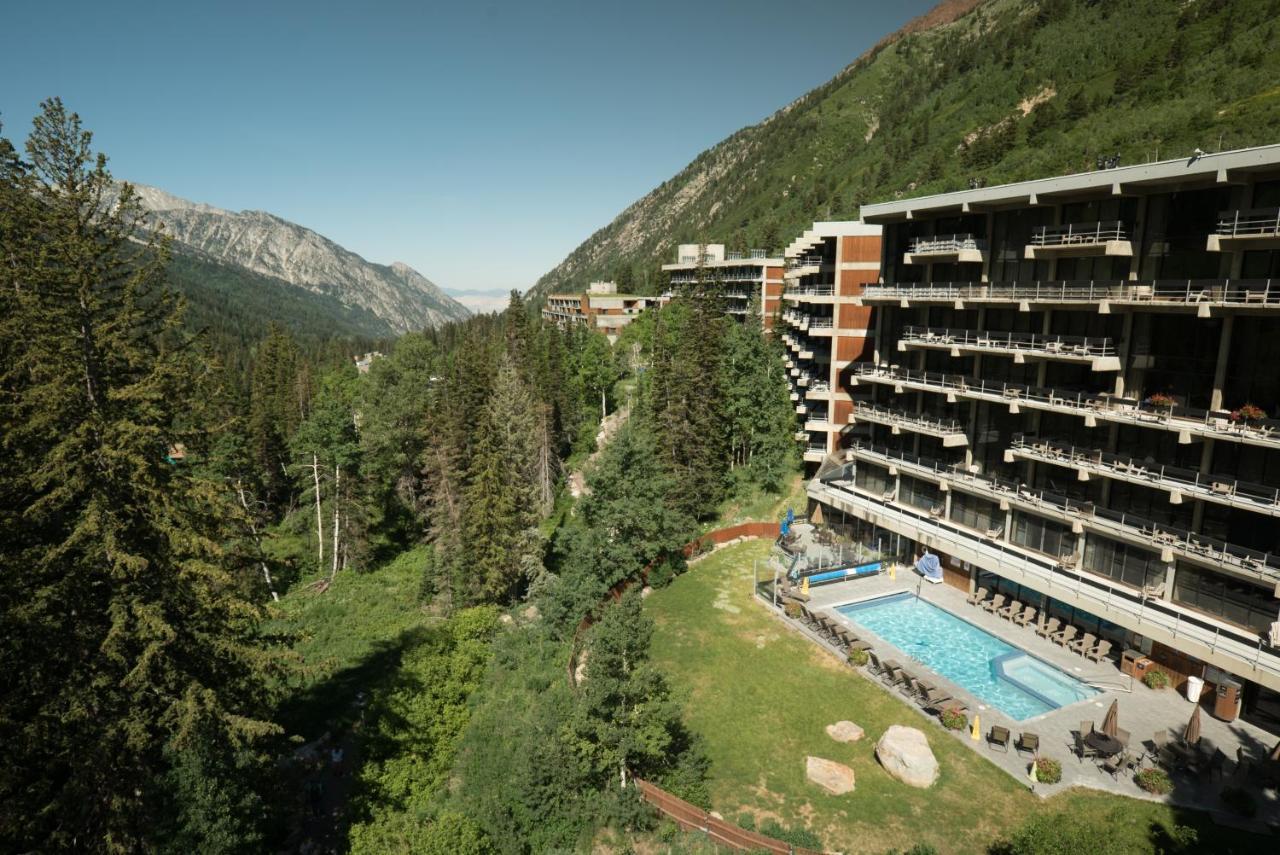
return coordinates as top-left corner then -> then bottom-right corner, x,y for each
807,145 -> 1280,734
779,222 -> 883,466
541,281 -> 655,343
661,244 -> 784,329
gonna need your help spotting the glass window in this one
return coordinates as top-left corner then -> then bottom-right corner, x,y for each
1083,535 -> 1165,590
1011,511 -> 1077,559
949,491 -> 1002,533
854,462 -> 893,496
898,476 -> 940,511
1172,564 -> 1277,633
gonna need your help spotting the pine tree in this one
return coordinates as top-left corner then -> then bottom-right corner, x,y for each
0,99 -> 281,851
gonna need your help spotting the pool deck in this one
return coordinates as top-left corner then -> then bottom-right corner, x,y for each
774,566 -> 1280,829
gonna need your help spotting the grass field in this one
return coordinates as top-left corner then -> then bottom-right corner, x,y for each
646,539 -> 1265,854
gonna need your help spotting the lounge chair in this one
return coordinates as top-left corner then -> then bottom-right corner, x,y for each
896,670 -> 919,695
1086,639 -> 1113,663
988,725 -> 1011,752
997,599 -> 1023,621
867,651 -> 886,675
981,593 -> 1006,614
922,688 -> 955,715
848,637 -> 873,652
965,586 -> 988,606
1068,632 -> 1097,656
880,661 -> 905,687
1013,606 -> 1038,627
1016,732 -> 1040,757
1035,617 -> 1061,639
1051,625 -> 1078,647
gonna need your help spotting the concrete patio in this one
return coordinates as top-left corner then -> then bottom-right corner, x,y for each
765,563 -> 1280,831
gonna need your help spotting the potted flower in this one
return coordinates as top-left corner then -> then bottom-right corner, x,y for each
1145,392 -> 1176,413
1030,756 -> 1062,784
940,708 -> 968,731
1229,403 -> 1266,424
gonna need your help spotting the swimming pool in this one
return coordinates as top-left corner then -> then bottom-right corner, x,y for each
836,592 -> 1098,720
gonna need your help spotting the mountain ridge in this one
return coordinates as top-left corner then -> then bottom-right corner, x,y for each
129,183 -> 470,334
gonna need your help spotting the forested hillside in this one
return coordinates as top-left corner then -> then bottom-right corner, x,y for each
532,0 -> 1280,296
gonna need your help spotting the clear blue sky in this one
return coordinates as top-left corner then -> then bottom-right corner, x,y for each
0,0 -> 935,296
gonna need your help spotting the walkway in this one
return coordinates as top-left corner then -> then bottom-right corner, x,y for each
771,568 -> 1280,830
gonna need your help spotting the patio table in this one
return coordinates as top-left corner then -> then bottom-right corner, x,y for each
1086,731 -> 1124,757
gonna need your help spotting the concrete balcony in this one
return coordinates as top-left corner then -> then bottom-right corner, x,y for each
784,285 -> 837,304
1008,436 -> 1280,518
1025,220 -> 1132,259
809,472 -> 1280,692
857,278 -> 1280,315
805,384 -> 833,400
903,233 -> 988,265
848,363 -> 1280,452
794,430 -> 808,441
899,325 -> 1120,372
848,403 -> 967,446
1207,207 -> 1280,252
795,403 -> 808,414
799,349 -> 814,360
804,441 -> 828,463
841,440 -> 1280,589
805,413 -> 831,432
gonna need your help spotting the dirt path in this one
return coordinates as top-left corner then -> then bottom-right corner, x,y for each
568,401 -> 631,498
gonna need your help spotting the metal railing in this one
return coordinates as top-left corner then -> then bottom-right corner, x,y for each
669,271 -> 765,284
1215,208 -> 1280,238
726,248 -> 769,260
908,233 -> 986,254
805,441 -> 828,454
860,278 -> 1280,307
786,285 -> 836,296
1009,435 -> 1280,515
1031,220 -> 1127,247
850,402 -> 965,436
849,363 -> 1280,449
900,325 -> 1116,358
788,254 -> 825,269
810,475 -> 1280,680
839,440 -> 1280,585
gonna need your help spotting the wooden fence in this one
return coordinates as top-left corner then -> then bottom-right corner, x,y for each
635,779 -> 826,855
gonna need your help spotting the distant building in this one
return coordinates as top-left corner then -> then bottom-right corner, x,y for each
660,244 -> 785,330
778,222 -> 884,466
354,351 -> 383,374
541,281 -> 655,343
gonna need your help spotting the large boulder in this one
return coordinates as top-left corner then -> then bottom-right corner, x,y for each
805,756 -> 856,795
826,720 -> 865,743
875,725 -> 939,789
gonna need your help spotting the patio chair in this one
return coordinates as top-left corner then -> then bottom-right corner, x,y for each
1149,730 -> 1170,763
965,586 -> 988,606
923,690 -> 955,715
1013,606 -> 1038,628
988,725 -> 1011,752
867,651 -> 886,676
1086,639 -> 1113,663
1068,632 -> 1097,656
879,661 -> 904,687
1101,752 -> 1126,779
847,637 -> 873,652
1075,722 -> 1099,763
1016,732 -> 1040,757
896,670 -> 919,696
1115,728 -> 1130,749
1035,617 -> 1061,639
1051,625 -> 1079,647
997,599 -> 1023,621
981,593 -> 1006,614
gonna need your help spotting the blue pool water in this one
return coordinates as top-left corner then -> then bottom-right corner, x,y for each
835,592 -> 1098,720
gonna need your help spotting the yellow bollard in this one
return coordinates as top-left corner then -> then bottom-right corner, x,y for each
970,714 -> 980,742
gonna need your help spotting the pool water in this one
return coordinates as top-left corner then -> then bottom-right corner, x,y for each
836,592 -> 1098,720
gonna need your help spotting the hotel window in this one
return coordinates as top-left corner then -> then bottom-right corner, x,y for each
1083,535 -> 1165,590
854,462 -> 893,497
898,476 -> 940,512
949,491 -> 1001,533
1011,511 -> 1076,558
1172,564 -> 1278,633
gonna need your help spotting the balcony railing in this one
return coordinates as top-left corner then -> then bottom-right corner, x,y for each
840,440 -> 1280,586
900,325 -> 1117,362
810,474 -> 1280,682
806,441 -> 828,453
1215,208 -> 1280,238
849,403 -> 967,445
1031,220 -> 1127,247
908,234 -> 986,254
726,249 -> 769,260
859,278 -> 1280,309
788,254 -> 825,269
849,363 -> 1280,451
1009,435 -> 1280,517
786,285 -> 836,297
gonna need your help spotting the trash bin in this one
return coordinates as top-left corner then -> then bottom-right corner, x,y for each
1185,675 -> 1204,703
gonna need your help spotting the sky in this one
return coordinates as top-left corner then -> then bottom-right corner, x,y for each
0,0 -> 935,302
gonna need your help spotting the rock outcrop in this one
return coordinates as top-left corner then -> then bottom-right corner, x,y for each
826,721 -> 865,743
875,725 -> 939,789
805,756 -> 856,795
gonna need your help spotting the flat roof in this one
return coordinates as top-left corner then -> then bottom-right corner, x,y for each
785,220 -> 881,256
662,256 -> 783,271
859,143 -> 1280,223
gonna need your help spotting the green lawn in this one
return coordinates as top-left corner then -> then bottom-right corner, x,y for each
646,540 -> 1265,854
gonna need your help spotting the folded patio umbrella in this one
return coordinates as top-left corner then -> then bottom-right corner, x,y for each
1100,699 -> 1119,738
1184,703 -> 1202,746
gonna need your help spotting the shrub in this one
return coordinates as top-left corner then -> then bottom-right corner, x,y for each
846,647 -> 869,667
1032,757 -> 1062,784
758,820 -> 821,849
1134,767 -> 1173,795
940,708 -> 968,731
1142,669 -> 1169,690
1220,785 -> 1257,817
783,601 -> 803,619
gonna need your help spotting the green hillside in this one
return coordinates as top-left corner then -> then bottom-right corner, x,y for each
531,0 -> 1280,297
